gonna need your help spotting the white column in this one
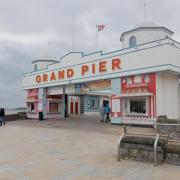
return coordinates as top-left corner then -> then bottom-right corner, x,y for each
111,78 -> 122,124
38,88 -> 47,119
60,86 -> 67,118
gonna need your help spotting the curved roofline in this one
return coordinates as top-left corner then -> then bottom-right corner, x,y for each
23,37 -> 180,76
120,26 -> 174,41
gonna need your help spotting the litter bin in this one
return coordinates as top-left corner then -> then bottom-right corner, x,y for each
38,112 -> 43,121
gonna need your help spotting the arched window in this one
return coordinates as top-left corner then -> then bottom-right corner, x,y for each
129,36 -> 136,48
34,64 -> 38,71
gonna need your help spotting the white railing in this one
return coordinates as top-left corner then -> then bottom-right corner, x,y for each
26,113 -> 38,119
122,114 -> 148,118
46,113 -> 61,119
122,114 -> 157,125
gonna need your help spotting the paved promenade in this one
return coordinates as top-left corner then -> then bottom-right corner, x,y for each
0,115 -> 180,180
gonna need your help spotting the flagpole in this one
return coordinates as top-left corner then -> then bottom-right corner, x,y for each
144,2 -> 147,21
95,25 -> 98,51
47,40 -> 50,57
72,16 -> 75,52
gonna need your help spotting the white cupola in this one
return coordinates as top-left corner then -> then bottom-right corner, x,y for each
120,21 -> 174,49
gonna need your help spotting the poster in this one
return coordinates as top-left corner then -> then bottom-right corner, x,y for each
111,98 -> 121,118
47,86 -> 63,95
112,98 -> 120,112
65,85 -> 75,94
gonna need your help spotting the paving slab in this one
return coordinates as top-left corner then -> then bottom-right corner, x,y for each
0,115 -> 179,180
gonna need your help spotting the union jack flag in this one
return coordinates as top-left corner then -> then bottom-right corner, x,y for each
97,24 -> 105,31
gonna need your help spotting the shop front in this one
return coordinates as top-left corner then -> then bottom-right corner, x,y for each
26,89 -> 39,119
111,73 -> 156,125
46,86 -> 63,119
65,80 -> 111,115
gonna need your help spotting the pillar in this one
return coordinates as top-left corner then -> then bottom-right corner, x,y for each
38,88 -> 47,119
60,86 -> 68,118
111,78 -> 123,124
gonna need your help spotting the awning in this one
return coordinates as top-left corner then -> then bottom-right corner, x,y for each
113,92 -> 153,98
26,95 -> 38,102
26,99 -> 38,102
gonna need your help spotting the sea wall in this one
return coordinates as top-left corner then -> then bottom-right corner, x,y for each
5,112 -> 26,121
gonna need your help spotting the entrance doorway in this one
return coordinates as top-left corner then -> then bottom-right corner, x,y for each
69,96 -> 80,115
75,102 -> 79,114
70,102 -> 74,113
103,100 -> 109,106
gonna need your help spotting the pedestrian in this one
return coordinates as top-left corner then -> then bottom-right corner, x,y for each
99,104 -> 105,122
104,104 -> 111,122
0,108 -> 5,126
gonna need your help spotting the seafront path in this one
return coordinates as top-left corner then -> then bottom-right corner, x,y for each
0,114 -> 180,180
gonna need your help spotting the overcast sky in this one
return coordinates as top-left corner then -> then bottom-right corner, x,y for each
0,0 -> 180,108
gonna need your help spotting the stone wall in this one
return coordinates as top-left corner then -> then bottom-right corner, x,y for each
156,116 -> 180,140
157,124 -> 180,140
118,133 -> 180,166
156,116 -> 180,165
119,135 -> 167,164
118,117 -> 180,166
157,115 -> 180,124
5,112 -> 27,121
165,141 -> 180,166
120,143 -> 164,163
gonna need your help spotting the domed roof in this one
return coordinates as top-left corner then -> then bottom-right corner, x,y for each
120,21 -> 174,42
134,21 -> 159,28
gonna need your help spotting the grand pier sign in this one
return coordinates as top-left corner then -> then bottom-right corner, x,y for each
22,57 -> 122,89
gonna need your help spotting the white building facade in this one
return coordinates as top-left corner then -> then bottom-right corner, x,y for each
22,21 -> 180,125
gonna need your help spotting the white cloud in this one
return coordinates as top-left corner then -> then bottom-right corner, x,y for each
0,32 -> 55,44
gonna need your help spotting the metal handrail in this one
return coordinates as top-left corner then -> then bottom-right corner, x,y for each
117,132 -> 125,161
154,133 -> 160,166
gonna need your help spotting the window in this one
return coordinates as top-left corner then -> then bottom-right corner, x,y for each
34,64 -> 38,71
49,103 -> 59,113
130,98 -> 146,114
27,103 -> 34,112
87,99 -> 99,109
129,36 -> 136,48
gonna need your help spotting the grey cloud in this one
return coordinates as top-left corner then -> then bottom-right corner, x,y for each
0,0 -> 179,108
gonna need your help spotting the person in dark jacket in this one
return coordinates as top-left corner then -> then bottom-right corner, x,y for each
104,104 -> 111,122
0,108 -> 5,126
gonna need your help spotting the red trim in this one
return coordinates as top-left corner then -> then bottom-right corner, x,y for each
121,73 -> 156,94
148,96 -> 151,118
153,95 -> 157,118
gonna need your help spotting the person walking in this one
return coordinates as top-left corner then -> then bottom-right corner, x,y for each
99,104 -> 105,122
0,108 -> 5,126
104,104 -> 111,123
